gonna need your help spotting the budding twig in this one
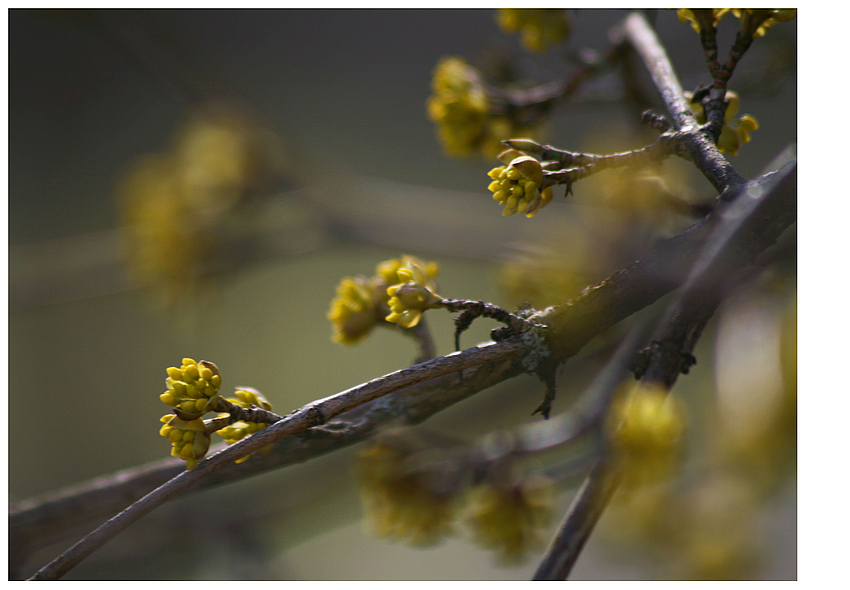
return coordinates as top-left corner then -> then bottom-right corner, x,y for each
23,151 -> 795,580
621,11 -> 746,199
27,338 -> 524,580
533,148 -> 796,580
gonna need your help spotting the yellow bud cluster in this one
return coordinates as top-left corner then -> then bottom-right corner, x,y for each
487,155 -> 553,218
376,256 -> 440,289
497,8 -> 570,53
356,435 -> 555,561
686,90 -> 758,156
118,101 -> 287,307
676,9 -> 732,34
328,255 -> 440,343
676,9 -> 795,39
230,386 -> 273,411
159,358 -> 223,419
427,57 -> 489,157
609,383 -> 686,487
158,360 -> 276,470
159,414 -> 212,470
426,57 -> 545,158
465,474 -> 555,563
357,442 -> 458,546
327,276 -> 383,345
733,8 -> 796,38
215,420 -> 270,463
385,264 -> 444,329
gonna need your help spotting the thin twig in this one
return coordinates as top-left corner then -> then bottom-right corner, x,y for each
487,40 -> 625,116
533,297 -> 718,580
621,12 -> 746,198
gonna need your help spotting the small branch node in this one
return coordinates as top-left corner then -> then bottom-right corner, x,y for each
640,110 -> 671,133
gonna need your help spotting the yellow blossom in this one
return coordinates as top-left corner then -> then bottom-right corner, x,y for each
733,9 -> 797,38
159,358 -> 223,419
385,263 -> 444,329
214,387 -> 275,463
497,9 -> 570,53
465,474 -> 554,563
328,255 -> 441,343
327,276 -> 384,345
486,153 -> 553,218
427,57 -> 489,156
427,57 -> 545,157
159,414 -> 211,470
676,9 -> 732,33
117,102 -> 287,307
608,382 -> 686,488
357,441 -> 459,545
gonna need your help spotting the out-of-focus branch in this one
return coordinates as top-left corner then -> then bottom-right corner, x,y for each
532,148 -> 796,580
19,125 -> 794,577
534,297 -> 719,580
486,41 -> 625,123
17,145 -> 794,578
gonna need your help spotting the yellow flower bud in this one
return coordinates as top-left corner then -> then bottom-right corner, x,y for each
507,156 -> 544,185
496,9 -> 570,53
497,149 -> 526,165
183,363 -> 200,381
608,383 -> 686,488
486,156 -> 553,218
385,264 -> 443,329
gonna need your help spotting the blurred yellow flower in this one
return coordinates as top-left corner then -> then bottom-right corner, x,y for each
357,441 -> 459,545
497,9 -> 570,53
465,474 -> 554,563
733,8 -> 797,38
327,276 -> 384,345
608,382 -> 686,488
676,9 -> 732,34
427,57 -> 545,158
427,57 -> 489,156
117,101 -> 287,306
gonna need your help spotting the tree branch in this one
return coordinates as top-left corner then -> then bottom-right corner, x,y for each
621,12 -> 746,198
26,338 -> 524,580
532,149 -> 796,580
20,143 -> 795,579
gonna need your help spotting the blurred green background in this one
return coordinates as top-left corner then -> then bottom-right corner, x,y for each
8,9 -> 796,580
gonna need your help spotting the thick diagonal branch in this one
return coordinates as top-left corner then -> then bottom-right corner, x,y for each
19,154 -> 795,580
532,153 -> 795,580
